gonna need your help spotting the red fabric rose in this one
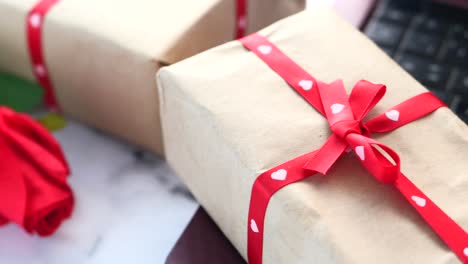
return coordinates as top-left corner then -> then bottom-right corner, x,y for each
0,106 -> 74,236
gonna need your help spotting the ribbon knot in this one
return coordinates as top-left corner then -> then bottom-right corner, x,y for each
330,119 -> 361,140
303,79 -> 401,185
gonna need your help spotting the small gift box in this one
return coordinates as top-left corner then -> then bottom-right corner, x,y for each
158,9 -> 468,263
0,0 -> 304,155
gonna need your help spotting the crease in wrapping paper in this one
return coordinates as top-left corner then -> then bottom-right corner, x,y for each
158,9 -> 468,264
0,0 -> 304,155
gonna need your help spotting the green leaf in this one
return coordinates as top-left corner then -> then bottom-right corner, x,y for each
0,72 -> 43,112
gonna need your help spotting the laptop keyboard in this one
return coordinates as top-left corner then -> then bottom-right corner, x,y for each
365,0 -> 468,123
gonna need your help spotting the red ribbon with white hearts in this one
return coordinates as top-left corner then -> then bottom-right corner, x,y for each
27,0 -> 247,110
240,33 -> 468,264
26,0 -> 61,110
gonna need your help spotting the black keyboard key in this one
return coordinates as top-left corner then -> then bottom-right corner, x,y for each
365,21 -> 405,47
429,90 -> 452,105
396,55 -> 450,89
380,46 -> 395,57
413,15 -> 450,34
386,0 -> 422,12
380,7 -> 413,25
453,98 -> 468,122
423,63 -> 451,89
442,39 -> 468,67
424,71 -> 449,89
397,55 -> 426,79
428,2 -> 468,23
453,70 -> 468,95
402,31 -> 442,57
452,23 -> 468,42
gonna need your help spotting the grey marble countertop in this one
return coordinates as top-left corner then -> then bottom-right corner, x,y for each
0,121 -> 197,264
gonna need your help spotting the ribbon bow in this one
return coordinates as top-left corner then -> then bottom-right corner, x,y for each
0,107 -> 74,236
303,79 -> 403,185
240,33 -> 468,264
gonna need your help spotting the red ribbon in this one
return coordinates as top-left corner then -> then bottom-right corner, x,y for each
28,0 -> 245,108
0,107 -> 74,236
26,0 -> 61,110
240,33 -> 468,263
235,0 -> 247,39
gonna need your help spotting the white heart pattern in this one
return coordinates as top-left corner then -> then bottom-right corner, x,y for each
30,13 -> 41,28
355,146 -> 365,161
271,169 -> 287,181
257,45 -> 272,55
411,195 -> 426,207
34,64 -> 46,77
330,103 -> 345,114
464,247 -> 468,257
298,80 -> 313,91
250,219 -> 259,233
237,15 -> 247,29
385,110 -> 400,122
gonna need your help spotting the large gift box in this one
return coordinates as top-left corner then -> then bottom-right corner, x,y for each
158,9 -> 468,264
0,0 -> 304,155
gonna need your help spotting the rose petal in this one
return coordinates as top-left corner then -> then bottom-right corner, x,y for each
0,107 -> 74,236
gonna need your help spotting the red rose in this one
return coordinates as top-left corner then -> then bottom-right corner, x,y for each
0,107 -> 74,236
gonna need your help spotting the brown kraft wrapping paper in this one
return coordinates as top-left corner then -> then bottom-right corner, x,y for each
0,0 -> 304,155
157,9 -> 468,264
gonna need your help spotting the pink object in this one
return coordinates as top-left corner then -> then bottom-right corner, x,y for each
334,0 -> 376,28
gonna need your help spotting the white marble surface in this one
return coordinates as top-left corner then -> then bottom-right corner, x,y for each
0,121 -> 198,264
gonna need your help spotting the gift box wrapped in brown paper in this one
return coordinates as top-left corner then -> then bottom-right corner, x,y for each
157,9 -> 468,264
0,0 -> 304,155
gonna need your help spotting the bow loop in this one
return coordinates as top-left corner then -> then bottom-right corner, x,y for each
346,133 -> 401,184
349,80 -> 386,121
312,78 -> 401,184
